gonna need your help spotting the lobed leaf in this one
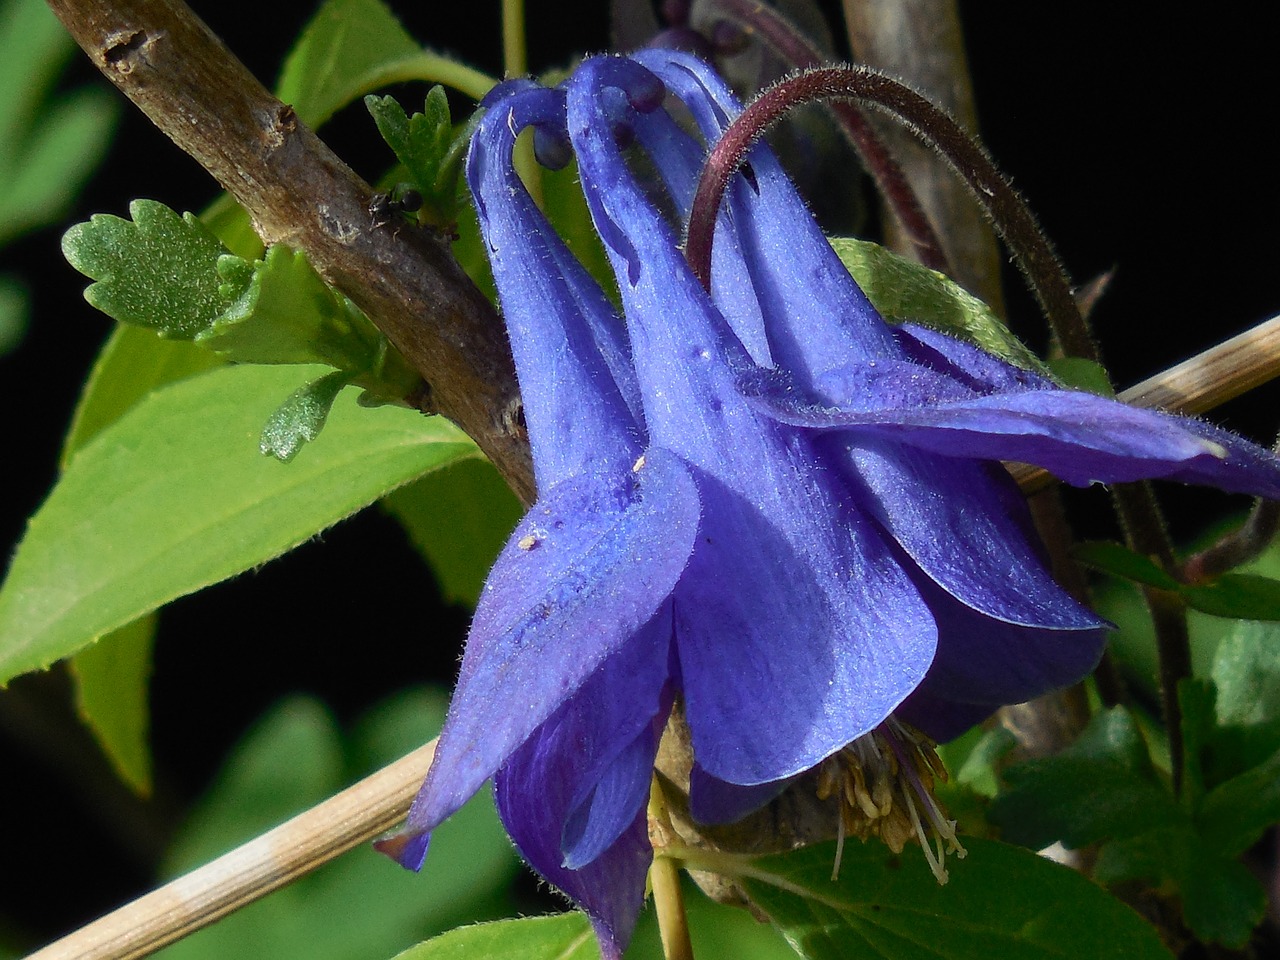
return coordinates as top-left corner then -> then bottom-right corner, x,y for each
61,200 -> 231,339
0,364 -> 479,684
258,370 -> 352,463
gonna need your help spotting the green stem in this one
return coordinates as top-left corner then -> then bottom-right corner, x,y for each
709,0 -> 949,273
364,52 -> 497,104
649,778 -> 695,960
502,0 -> 527,78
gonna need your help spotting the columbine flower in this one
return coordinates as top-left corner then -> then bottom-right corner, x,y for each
380,51 -> 1280,957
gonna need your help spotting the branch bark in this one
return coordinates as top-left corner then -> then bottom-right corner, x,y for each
45,0 -> 536,506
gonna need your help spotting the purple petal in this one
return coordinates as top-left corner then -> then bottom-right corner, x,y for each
895,685 -> 997,744
495,621 -> 672,958
846,439 -> 1103,629
391,451 -> 698,863
744,362 -> 1280,494
894,322 -> 1056,394
567,59 -> 938,785
910,568 -> 1108,707
672,474 -> 936,785
688,764 -> 793,825
468,86 -> 643,486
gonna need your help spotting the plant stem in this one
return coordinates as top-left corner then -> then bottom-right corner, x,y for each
649,778 -> 695,960
685,66 -> 1084,357
841,0 -> 1004,309
44,0 -> 535,506
710,0 -> 950,273
23,741 -> 438,960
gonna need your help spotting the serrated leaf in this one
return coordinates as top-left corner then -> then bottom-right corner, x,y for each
1073,540 -> 1178,590
365,88 -> 461,225
365,89 -> 451,190
1182,573 -> 1280,620
199,246 -> 381,370
1093,828 -> 1264,949
392,915 -> 598,960
732,837 -> 1170,960
62,200 -> 231,339
0,364 -> 480,684
1197,747 -> 1280,857
159,690 -> 520,960
829,236 -> 1047,373
259,370 -> 351,462
382,459 -> 522,606
0,0 -> 117,245
990,708 -> 1180,850
276,0 -> 419,129
68,613 -> 155,795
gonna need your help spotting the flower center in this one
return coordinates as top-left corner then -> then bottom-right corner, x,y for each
816,716 -> 966,883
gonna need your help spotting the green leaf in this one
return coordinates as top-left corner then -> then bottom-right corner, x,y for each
990,708 -> 1180,851
1044,356 -> 1116,397
1073,541 -> 1177,590
0,364 -> 480,684
1213,618 -> 1280,730
68,613 -> 156,795
732,837 -> 1170,959
1093,828 -> 1264,949
200,246 -> 382,369
392,915 -> 598,960
59,327 -> 220,788
159,690 -> 520,960
382,459 -> 522,606
259,370 -> 352,462
0,273 -> 27,356
365,89 -> 458,223
0,0 -> 117,245
1182,573 -> 1280,620
62,200 -> 231,339
276,0 -> 419,129
62,324 -> 224,463
1077,541 -> 1280,619
1197,747 -> 1280,858
828,236 -> 1047,373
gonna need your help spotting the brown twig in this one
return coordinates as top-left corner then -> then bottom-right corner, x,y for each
44,0 -> 535,506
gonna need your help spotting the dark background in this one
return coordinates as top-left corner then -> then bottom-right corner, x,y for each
1,1 -> 1276,950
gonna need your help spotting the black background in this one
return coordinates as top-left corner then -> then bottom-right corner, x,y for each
1,1 -> 1276,949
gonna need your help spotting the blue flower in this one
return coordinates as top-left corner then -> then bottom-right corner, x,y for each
380,52 -> 1280,957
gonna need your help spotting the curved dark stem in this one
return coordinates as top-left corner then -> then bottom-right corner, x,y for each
1181,499 -> 1280,584
687,64 -> 1192,782
685,66 -> 1088,358
709,0 -> 949,273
